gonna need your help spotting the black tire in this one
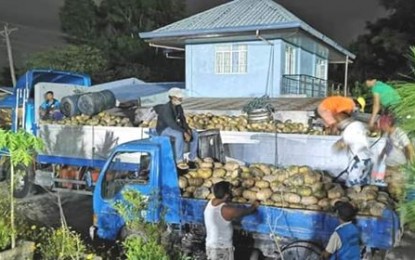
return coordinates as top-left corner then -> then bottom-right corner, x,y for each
61,95 -> 82,117
78,91 -> 116,116
279,241 -> 322,260
100,90 -> 116,108
13,164 -> 35,199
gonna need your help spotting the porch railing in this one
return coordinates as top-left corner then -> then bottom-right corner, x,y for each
281,74 -> 327,97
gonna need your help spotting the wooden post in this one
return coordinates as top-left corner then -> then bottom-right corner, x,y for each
0,24 -> 18,87
343,56 -> 349,96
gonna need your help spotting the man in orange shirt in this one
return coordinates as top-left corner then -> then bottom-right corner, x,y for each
316,96 -> 365,134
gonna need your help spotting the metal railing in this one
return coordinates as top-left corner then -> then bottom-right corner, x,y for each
281,74 -> 328,97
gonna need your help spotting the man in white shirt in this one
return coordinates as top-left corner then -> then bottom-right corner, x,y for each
204,181 -> 258,260
333,113 -> 373,187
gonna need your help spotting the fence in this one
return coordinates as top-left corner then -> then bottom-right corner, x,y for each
281,74 -> 327,97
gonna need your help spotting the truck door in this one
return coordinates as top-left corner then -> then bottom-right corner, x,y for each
94,149 -> 160,240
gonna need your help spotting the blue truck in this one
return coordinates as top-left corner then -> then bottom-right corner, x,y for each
0,70 -> 401,258
0,69 -> 92,197
0,69 -> 184,198
90,135 -> 401,259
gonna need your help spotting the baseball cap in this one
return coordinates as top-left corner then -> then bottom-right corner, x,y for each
334,201 -> 357,222
356,97 -> 366,112
168,88 -> 184,98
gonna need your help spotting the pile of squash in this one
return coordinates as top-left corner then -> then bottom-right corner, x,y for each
41,112 -> 134,127
140,113 -> 324,135
178,158 -> 394,217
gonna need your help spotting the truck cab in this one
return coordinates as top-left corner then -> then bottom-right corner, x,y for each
92,136 -> 182,240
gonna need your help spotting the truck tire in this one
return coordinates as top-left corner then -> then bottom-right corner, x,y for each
278,241 -> 322,260
13,164 -> 35,199
61,95 -> 82,117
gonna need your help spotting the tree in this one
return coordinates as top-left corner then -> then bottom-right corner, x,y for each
59,0 -> 98,43
349,0 -> 415,82
0,130 -> 43,249
59,0 -> 185,82
25,45 -> 109,83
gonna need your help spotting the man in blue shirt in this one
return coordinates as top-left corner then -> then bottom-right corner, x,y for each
322,201 -> 361,260
39,91 -> 62,120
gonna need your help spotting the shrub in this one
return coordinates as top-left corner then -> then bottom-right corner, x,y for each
39,227 -> 86,260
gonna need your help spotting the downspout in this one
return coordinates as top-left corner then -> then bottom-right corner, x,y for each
149,43 -> 185,51
344,56 -> 349,96
256,30 -> 275,97
256,30 -> 273,46
165,52 -> 184,60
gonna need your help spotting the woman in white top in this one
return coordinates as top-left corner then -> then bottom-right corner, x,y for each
204,181 -> 258,260
333,113 -> 373,187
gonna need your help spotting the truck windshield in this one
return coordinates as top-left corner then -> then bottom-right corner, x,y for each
101,151 -> 151,199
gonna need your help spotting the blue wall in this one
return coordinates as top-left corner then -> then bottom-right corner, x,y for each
185,39 -> 328,98
186,40 -> 283,98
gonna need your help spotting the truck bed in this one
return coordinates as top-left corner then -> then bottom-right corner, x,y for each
37,124 -> 384,175
181,198 -> 400,250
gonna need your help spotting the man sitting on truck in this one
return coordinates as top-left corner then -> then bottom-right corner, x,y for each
204,181 -> 259,260
39,91 -> 62,120
322,201 -> 360,260
315,96 -> 365,135
156,88 -> 198,169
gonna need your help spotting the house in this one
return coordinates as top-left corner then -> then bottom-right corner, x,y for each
139,0 -> 355,98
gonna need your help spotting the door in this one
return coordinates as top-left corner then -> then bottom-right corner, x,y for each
93,149 -> 160,240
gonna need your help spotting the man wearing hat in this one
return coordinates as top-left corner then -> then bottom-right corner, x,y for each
322,201 -> 360,260
156,88 -> 198,169
315,96 -> 365,135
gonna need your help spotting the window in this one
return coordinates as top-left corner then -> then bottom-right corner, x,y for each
102,151 -> 151,199
315,58 -> 328,80
215,44 -> 247,74
284,45 -> 297,75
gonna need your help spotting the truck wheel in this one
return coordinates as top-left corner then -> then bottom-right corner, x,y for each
13,164 -> 34,199
279,241 -> 322,260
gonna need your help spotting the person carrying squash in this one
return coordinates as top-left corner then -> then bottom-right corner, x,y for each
315,96 -> 365,135
332,112 -> 373,187
365,76 -> 401,129
204,181 -> 258,260
377,113 -> 415,199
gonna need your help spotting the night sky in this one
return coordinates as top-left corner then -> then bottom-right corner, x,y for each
0,0 -> 386,69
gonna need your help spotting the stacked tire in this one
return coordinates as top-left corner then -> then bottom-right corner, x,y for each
60,90 -> 116,117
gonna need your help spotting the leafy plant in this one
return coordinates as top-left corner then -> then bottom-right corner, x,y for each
39,227 -> 86,260
0,129 -> 43,249
0,218 -> 12,251
242,95 -> 274,114
123,236 -> 168,260
113,189 -> 170,260
392,47 -> 415,229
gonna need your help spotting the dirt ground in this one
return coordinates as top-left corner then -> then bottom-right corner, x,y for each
10,190 -> 415,260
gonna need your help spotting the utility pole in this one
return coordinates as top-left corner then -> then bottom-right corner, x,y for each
0,24 -> 18,87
